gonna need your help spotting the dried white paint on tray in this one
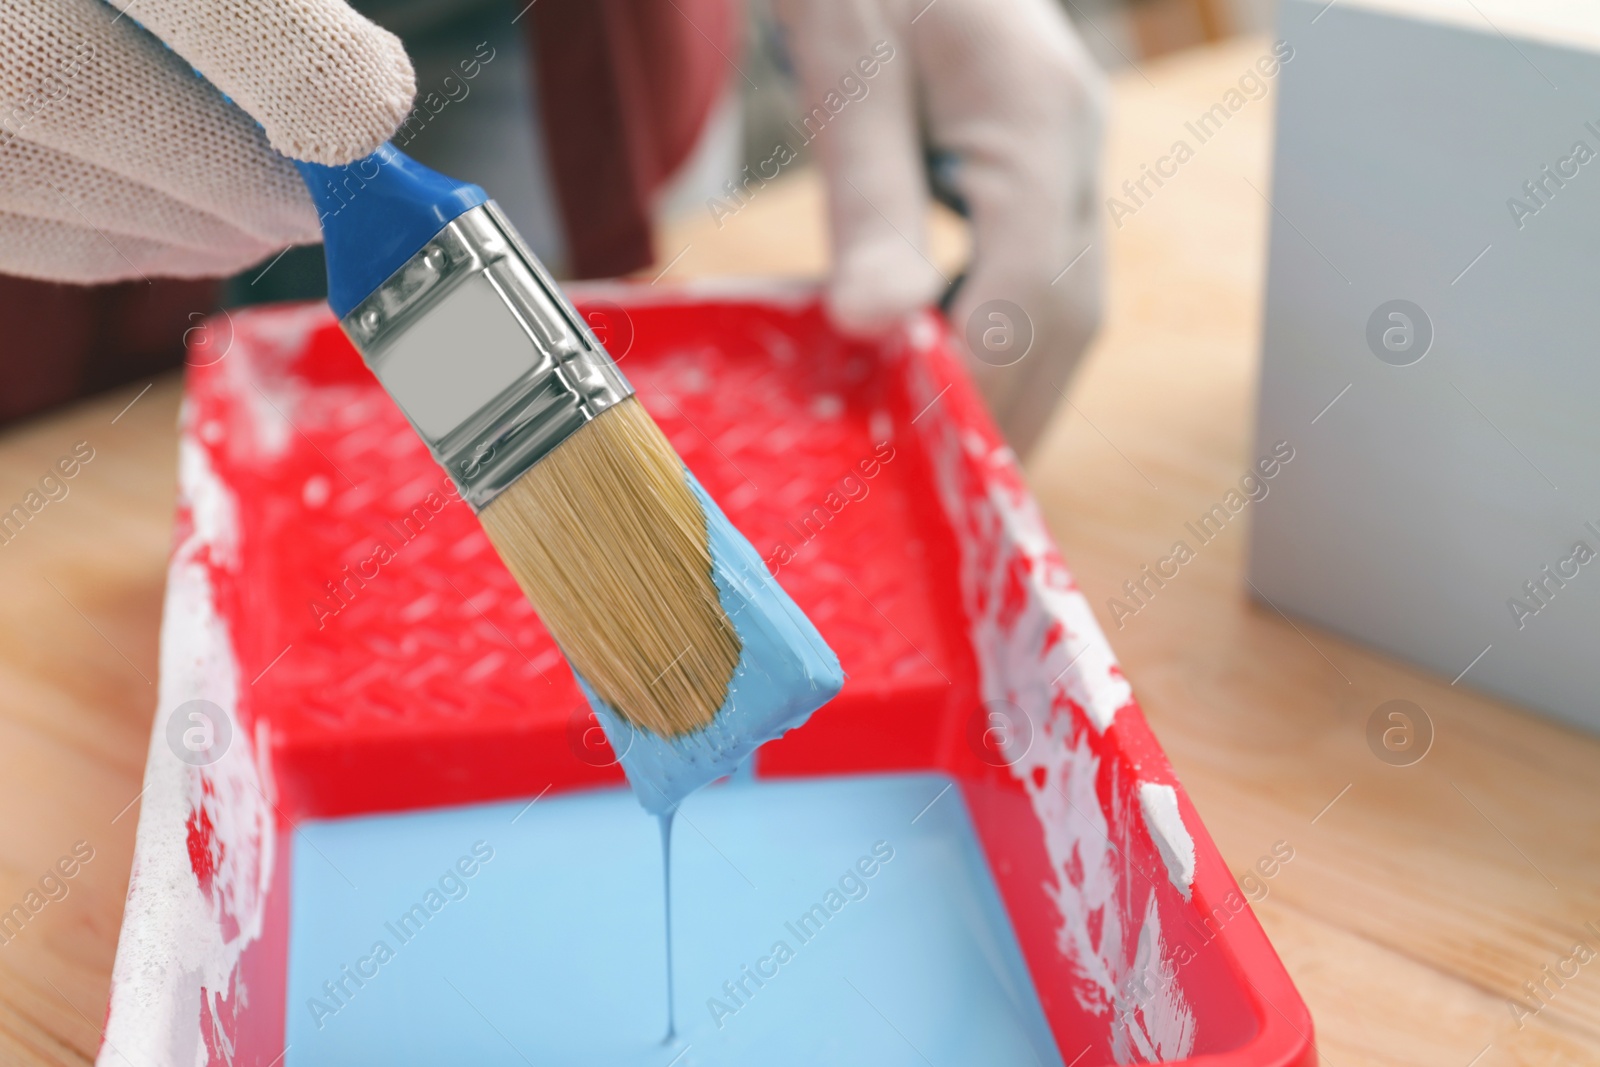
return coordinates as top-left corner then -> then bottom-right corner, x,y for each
1139,782 -> 1196,900
905,308 -> 1196,1061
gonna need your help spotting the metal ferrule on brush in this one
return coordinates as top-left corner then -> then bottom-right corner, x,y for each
337,202 -> 632,511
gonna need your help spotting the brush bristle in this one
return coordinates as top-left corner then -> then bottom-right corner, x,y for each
478,397 -> 741,737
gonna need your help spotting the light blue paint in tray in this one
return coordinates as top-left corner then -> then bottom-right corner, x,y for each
285,773 -> 1063,1066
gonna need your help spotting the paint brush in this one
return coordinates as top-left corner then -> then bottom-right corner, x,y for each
295,145 -> 843,811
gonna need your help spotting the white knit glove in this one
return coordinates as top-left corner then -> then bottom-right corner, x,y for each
0,0 -> 414,283
775,0 -> 1106,456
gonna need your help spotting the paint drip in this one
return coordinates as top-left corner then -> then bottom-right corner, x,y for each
658,809 -> 677,1044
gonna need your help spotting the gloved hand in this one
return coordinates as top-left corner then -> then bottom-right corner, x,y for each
0,0 -> 413,283
775,0 -> 1105,457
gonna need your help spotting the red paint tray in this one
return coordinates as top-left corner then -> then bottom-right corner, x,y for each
103,285 -> 1314,1065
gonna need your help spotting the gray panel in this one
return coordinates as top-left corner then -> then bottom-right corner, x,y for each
1251,0 -> 1600,730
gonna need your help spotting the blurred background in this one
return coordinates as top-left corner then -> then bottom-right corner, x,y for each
0,0 -> 1270,430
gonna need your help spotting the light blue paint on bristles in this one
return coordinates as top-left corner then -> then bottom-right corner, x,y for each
575,474 -> 844,814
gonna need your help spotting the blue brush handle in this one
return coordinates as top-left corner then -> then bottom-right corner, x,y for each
295,144 -> 487,319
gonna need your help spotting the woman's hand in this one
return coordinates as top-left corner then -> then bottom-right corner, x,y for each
0,0 -> 414,283
777,0 -> 1106,456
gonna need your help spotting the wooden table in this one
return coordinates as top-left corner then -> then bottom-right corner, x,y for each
3,35 -> 1597,1067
